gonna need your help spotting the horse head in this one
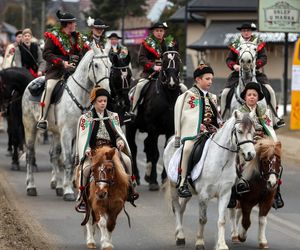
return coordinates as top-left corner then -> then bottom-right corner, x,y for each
255,138 -> 282,190
238,42 -> 257,83
81,43 -> 112,92
91,147 -> 116,200
232,110 -> 256,161
160,50 -> 182,89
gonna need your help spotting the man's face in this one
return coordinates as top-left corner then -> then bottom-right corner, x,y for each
152,28 -> 165,41
110,37 -> 119,46
67,22 -> 77,33
241,29 -> 252,40
22,33 -> 32,45
92,27 -> 104,37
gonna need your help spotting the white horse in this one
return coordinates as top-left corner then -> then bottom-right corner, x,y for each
22,44 -> 111,201
163,110 -> 256,250
221,41 -> 277,125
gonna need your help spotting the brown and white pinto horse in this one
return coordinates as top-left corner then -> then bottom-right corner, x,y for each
229,138 -> 282,249
78,146 -> 129,250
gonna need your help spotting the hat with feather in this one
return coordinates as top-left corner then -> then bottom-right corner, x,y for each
87,17 -> 109,29
56,10 -> 76,22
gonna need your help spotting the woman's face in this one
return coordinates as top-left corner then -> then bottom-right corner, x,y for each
245,89 -> 259,107
195,73 -> 213,91
94,96 -> 107,112
152,28 -> 165,41
92,27 -> 104,37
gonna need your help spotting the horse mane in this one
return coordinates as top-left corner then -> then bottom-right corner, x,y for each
255,138 -> 282,160
92,146 -> 129,187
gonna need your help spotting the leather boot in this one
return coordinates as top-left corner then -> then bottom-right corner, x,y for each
227,186 -> 237,208
272,189 -> 284,209
127,183 -> 139,207
236,177 -> 250,194
177,178 -> 192,198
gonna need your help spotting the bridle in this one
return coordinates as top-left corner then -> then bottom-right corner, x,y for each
93,160 -> 115,186
160,51 -> 181,87
89,54 -> 110,87
260,154 -> 282,182
111,65 -> 131,89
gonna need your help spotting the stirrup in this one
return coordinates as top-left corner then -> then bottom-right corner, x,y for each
177,183 -> 192,198
236,178 -> 250,194
75,200 -> 86,213
36,120 -> 48,130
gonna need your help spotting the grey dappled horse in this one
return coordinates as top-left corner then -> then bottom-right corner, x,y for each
22,45 -> 111,201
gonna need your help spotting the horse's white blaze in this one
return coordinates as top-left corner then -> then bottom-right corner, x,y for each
268,174 -> 277,189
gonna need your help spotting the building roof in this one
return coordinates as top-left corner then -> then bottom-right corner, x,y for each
189,0 -> 258,12
188,21 -> 299,50
169,6 -> 205,23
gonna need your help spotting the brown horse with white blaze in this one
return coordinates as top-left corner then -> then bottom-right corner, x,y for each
229,138 -> 282,249
77,146 -> 129,250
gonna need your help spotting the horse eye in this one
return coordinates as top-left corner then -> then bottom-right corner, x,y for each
94,64 -> 98,68
237,129 -> 243,134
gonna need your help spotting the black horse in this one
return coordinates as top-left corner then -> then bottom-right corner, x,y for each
125,50 -> 183,190
109,52 -> 132,124
0,67 -> 34,169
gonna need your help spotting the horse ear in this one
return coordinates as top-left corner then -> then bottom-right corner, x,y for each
233,109 -> 242,120
105,148 -> 116,160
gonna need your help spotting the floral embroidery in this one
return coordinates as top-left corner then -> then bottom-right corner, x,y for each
188,95 -> 199,108
80,118 -> 89,131
262,115 -> 271,126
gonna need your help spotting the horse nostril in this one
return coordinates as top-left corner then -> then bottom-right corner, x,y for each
247,60 -> 251,64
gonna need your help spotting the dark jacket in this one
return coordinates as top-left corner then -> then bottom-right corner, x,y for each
43,27 -> 88,80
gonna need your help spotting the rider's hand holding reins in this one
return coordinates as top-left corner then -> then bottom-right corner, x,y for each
85,148 -> 92,158
153,65 -> 162,72
63,61 -> 75,69
233,64 -> 241,72
117,140 -> 125,150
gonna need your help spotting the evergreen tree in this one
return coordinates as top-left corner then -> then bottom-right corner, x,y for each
88,0 -> 147,30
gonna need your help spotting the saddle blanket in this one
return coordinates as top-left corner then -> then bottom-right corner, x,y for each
167,137 -> 212,183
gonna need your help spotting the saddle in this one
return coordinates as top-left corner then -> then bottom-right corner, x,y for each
28,77 -> 65,104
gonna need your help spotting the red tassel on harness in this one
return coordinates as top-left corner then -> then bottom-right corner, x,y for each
40,101 -> 45,107
79,185 -> 85,191
278,179 -> 282,185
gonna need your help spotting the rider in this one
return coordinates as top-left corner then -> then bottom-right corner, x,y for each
14,28 -> 45,78
174,64 -> 222,198
37,10 -> 87,130
2,30 -> 23,69
85,16 -> 109,50
124,21 -> 177,122
227,82 -> 284,209
75,87 -> 139,212
107,32 -> 130,64
221,22 -> 285,129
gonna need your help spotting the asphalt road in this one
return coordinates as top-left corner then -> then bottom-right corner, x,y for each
0,131 -> 300,250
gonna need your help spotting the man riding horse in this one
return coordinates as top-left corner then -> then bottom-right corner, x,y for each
124,21 -> 178,122
85,17 -> 109,50
107,32 -> 130,64
37,10 -> 88,130
220,22 -> 285,129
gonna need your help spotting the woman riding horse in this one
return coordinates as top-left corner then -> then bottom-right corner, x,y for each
221,22 -> 284,129
75,87 -> 139,212
174,64 -> 223,198
227,82 -> 284,209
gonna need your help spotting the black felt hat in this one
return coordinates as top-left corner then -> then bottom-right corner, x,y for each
193,64 -> 214,79
56,10 -> 76,22
93,19 -> 109,29
90,87 -> 111,103
240,82 -> 264,101
107,32 -> 122,39
236,23 -> 257,31
150,22 -> 168,30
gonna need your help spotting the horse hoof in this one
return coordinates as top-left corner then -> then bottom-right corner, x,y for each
238,235 -> 246,243
149,183 -> 159,191
196,245 -> 205,250
50,180 -> 57,189
27,187 -> 37,196
259,243 -> 269,249
56,188 -> 64,196
63,193 -> 76,201
144,174 -> 151,183
232,236 -> 240,243
176,238 -> 185,246
87,242 -> 96,249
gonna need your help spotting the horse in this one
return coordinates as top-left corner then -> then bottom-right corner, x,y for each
221,41 -> 277,124
229,138 -> 282,249
109,52 -> 132,124
0,67 -> 34,169
22,44 -> 111,201
126,49 -> 183,190
163,110 -> 257,250
75,146 -> 129,250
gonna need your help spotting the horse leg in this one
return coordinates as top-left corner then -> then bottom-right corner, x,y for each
238,205 -> 253,243
49,133 -> 63,196
125,123 -> 140,184
60,129 -> 76,201
195,198 -> 208,250
170,181 -> 188,246
257,199 -> 273,249
85,213 -> 97,249
98,215 -> 113,250
25,126 -> 38,196
228,207 -> 240,243
11,144 -> 20,170
215,189 -> 231,250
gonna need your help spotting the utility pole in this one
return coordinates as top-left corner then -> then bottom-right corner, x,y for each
41,0 -> 46,37
184,0 -> 188,81
121,0 -> 125,45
